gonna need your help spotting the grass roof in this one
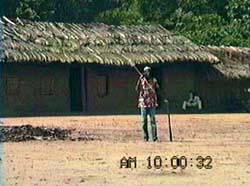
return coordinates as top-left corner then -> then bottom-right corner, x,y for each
1,17 -> 249,79
1,17 -> 218,65
205,46 -> 250,79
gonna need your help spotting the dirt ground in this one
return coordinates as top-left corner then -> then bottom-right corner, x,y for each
1,114 -> 250,186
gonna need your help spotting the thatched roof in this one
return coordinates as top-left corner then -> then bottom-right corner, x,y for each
0,17 -> 219,65
1,17 -> 249,79
205,46 -> 250,79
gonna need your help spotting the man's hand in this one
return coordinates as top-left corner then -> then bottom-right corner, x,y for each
153,78 -> 160,89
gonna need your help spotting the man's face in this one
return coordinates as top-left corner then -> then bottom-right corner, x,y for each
144,70 -> 150,77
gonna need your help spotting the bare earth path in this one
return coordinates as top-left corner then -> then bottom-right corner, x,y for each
1,114 -> 250,186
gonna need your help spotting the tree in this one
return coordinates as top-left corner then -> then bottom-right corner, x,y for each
1,0 -> 249,46
95,0 -> 144,25
2,0 -> 120,22
226,0 -> 250,21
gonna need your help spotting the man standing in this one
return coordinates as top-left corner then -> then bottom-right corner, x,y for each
136,66 -> 160,142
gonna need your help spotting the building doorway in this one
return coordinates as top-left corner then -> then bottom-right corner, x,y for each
70,66 -> 83,112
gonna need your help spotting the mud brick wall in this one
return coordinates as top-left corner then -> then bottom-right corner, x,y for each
2,63 -> 70,116
1,62 -> 248,116
86,65 -> 139,114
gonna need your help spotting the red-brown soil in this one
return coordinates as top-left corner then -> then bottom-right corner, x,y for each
2,114 -> 250,186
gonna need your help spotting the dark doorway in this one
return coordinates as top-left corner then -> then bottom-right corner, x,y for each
70,66 -> 83,112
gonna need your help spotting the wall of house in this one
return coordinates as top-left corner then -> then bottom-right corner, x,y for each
85,63 -> 206,114
2,63 -> 71,116
2,62 -> 247,116
220,78 -> 250,112
82,63 -> 249,113
85,65 -> 139,114
159,63 -> 196,112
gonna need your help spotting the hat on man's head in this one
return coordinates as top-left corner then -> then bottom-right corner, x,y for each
143,66 -> 151,72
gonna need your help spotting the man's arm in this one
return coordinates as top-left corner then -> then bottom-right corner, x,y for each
188,96 -> 194,103
194,96 -> 201,102
153,78 -> 160,89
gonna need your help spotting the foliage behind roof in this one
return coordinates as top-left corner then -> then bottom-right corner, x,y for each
1,17 -> 219,65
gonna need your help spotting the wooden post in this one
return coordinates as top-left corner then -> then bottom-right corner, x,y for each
81,65 -> 87,113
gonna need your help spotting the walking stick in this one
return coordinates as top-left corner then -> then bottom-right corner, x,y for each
164,99 -> 173,142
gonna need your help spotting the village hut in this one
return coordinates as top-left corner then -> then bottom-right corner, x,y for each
0,16 -> 249,116
204,46 -> 250,112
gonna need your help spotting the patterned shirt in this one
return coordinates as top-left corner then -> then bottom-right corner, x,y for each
138,77 -> 158,108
